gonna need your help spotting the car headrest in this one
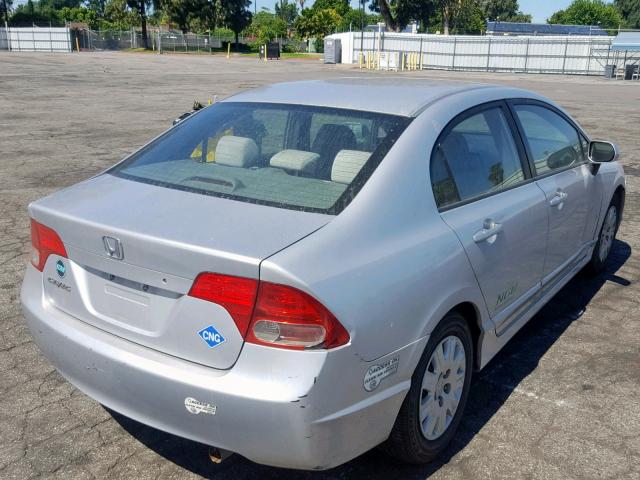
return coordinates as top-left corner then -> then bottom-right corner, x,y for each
312,124 -> 357,154
215,136 -> 259,167
270,149 -> 320,173
331,150 -> 371,184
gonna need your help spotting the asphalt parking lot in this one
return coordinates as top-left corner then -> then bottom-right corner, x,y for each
1,52 -> 639,479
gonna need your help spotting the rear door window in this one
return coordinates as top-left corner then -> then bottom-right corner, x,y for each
110,102 -> 410,213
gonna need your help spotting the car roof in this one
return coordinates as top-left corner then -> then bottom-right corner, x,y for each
221,77 -> 503,117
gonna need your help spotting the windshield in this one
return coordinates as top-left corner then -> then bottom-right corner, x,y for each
110,102 -> 411,214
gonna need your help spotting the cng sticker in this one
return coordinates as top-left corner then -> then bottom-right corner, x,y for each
197,325 -> 226,348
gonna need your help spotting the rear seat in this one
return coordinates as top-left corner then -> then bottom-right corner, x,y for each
270,150 -> 321,175
215,136 -> 259,167
331,150 -> 371,184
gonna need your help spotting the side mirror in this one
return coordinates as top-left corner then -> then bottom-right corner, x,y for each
589,141 -> 619,163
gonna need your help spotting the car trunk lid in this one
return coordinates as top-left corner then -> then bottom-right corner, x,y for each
31,173 -> 330,369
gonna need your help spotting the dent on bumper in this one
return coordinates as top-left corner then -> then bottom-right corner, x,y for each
20,265 -> 415,470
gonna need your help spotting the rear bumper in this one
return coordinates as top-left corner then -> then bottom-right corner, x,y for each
21,265 -> 420,470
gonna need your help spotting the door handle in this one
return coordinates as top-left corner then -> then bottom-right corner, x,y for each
473,219 -> 503,243
549,191 -> 568,207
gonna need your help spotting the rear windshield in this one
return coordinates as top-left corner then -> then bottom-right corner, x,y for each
110,102 -> 410,214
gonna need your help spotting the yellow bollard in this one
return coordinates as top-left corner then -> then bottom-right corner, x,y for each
75,37 -> 80,52
359,51 -> 363,69
208,98 -> 212,105
227,42 -> 231,59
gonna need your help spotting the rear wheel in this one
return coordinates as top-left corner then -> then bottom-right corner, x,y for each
587,199 -> 620,274
385,312 -> 473,464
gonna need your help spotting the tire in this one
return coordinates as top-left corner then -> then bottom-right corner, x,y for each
586,198 -> 620,275
385,311 -> 473,464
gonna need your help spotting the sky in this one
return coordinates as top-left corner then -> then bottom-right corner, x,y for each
12,0 -> 576,24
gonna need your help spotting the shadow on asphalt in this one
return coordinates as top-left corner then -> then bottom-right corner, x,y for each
108,239 -> 632,480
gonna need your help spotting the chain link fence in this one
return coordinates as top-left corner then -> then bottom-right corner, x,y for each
77,30 -> 240,52
76,30 -> 306,54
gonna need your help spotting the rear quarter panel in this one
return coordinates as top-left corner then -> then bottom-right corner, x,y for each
258,90 -> 537,364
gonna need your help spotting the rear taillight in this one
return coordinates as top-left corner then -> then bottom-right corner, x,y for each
247,282 -> 349,350
188,273 -> 349,350
188,273 -> 259,336
30,218 -> 67,271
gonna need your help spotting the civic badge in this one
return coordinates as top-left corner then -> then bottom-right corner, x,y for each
102,236 -> 124,260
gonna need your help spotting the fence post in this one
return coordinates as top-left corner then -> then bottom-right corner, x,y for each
524,38 -> 530,72
49,27 -> 53,52
486,37 -> 491,71
378,31 -> 383,70
418,36 -> 423,70
451,37 -> 457,70
561,37 -> 569,74
586,40 -> 591,76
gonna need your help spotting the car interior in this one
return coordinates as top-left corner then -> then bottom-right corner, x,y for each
113,103 -> 409,211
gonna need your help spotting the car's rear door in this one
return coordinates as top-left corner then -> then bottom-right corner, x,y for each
430,101 -> 548,333
509,100 -> 602,284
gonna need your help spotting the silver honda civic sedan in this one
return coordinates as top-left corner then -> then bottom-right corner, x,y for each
21,78 -> 625,470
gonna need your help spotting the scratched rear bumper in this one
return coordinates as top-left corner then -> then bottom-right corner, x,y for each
21,265 -> 416,470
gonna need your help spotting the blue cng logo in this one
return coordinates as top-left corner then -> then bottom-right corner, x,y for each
55,259 -> 66,278
197,325 -> 226,348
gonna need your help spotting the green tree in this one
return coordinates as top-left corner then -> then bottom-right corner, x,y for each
312,0 -> 349,16
103,0 -> 138,28
247,10 -> 287,43
126,0 -> 160,49
507,11 -> 532,22
450,0 -> 484,34
1,0 -> 13,24
59,5 -> 99,27
162,0 -> 202,32
481,0 -> 531,22
86,0 -> 106,16
368,0 -> 437,32
294,6 -> 340,39
275,0 -> 297,27
436,0 -> 485,35
339,7 -> 381,31
220,0 -> 252,43
615,0 -> 640,28
548,0 -> 622,30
